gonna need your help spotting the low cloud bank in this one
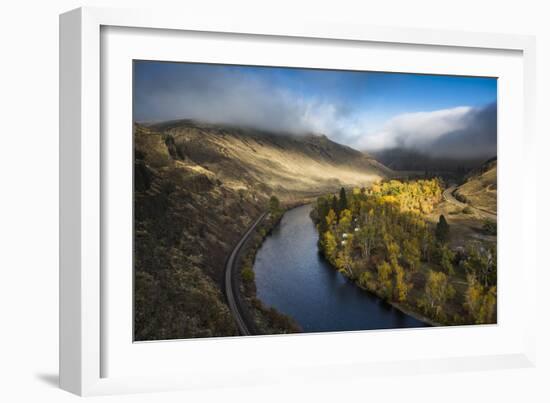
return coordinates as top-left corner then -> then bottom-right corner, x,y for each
357,103 -> 496,160
135,64 -> 496,160
134,65 -> 349,136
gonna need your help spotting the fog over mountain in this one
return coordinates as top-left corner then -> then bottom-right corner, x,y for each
362,102 -> 497,161
134,62 -> 497,164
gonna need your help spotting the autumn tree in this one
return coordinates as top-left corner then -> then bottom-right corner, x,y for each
357,221 -> 376,260
418,270 -> 455,321
393,264 -> 409,302
335,235 -> 354,278
325,209 -> 337,229
464,274 -> 496,324
321,231 -> 338,264
402,238 -> 421,272
338,209 -> 353,235
377,260 -> 393,299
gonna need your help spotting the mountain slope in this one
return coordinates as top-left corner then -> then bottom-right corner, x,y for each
148,119 -> 392,199
455,157 -> 497,215
134,120 -> 391,340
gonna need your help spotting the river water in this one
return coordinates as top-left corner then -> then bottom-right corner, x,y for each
253,204 -> 428,333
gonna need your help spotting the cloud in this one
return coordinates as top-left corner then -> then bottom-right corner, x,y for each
134,65 -> 347,137
134,63 -> 496,161
134,66 -> 374,143
356,103 -> 497,159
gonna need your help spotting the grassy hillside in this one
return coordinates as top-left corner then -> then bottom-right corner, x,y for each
134,120 -> 391,340
455,158 -> 497,215
149,119 -> 392,200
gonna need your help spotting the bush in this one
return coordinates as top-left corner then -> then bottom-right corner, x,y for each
462,206 -> 473,214
241,266 -> 255,283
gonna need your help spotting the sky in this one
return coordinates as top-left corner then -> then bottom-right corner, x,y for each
134,61 -> 497,159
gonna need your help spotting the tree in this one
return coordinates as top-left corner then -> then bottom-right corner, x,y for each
464,274 -> 496,324
440,244 -> 456,275
421,230 -> 435,263
339,187 -> 348,212
322,231 -> 338,263
418,270 -> 455,321
335,236 -> 354,278
331,195 -> 339,215
462,243 -> 496,287
357,222 -> 376,260
435,214 -> 450,243
402,238 -> 421,272
377,260 -> 393,299
338,209 -> 353,235
325,209 -> 337,228
316,197 -> 330,232
393,264 -> 409,302
384,235 -> 400,267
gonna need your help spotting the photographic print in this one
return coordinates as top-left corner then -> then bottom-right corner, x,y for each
133,61 -> 497,341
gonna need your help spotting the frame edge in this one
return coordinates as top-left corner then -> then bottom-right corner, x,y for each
59,7 -> 83,396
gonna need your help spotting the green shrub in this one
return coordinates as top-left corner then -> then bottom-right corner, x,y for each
241,266 -> 255,283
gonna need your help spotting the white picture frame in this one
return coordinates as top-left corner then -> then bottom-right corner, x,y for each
59,6 -> 537,396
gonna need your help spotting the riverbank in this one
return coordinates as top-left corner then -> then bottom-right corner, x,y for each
355,282 -> 440,327
235,204 -> 302,335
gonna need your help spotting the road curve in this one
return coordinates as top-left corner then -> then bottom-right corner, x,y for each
224,212 -> 268,336
443,185 -> 496,220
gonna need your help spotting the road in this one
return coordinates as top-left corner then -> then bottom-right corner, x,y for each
224,212 -> 268,336
443,185 -> 496,220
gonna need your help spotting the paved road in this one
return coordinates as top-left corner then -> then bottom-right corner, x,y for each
443,185 -> 496,220
224,212 -> 267,336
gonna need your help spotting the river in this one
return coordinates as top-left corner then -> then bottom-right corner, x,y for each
253,204 -> 428,333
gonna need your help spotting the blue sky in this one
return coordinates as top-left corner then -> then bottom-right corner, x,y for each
134,61 -> 497,157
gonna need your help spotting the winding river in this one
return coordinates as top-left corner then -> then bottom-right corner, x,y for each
253,204 -> 428,333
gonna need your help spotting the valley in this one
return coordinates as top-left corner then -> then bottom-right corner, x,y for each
134,119 -> 497,340
134,120 -> 392,340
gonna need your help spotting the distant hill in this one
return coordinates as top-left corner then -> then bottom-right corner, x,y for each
455,157 -> 497,215
133,120 -> 391,340
371,147 -> 491,173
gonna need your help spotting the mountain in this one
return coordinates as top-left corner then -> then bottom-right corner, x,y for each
455,157 -> 497,215
145,119 -> 392,200
134,120 -> 392,340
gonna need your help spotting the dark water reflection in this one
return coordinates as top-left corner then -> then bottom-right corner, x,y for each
254,204 -> 428,333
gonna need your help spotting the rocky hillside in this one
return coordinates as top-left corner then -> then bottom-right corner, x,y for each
134,120 -> 391,340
